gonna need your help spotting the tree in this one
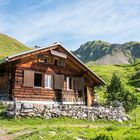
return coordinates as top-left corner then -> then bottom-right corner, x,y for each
106,73 -> 123,103
121,90 -> 138,112
106,73 -> 138,112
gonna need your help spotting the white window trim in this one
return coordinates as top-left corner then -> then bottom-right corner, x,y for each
45,74 -> 53,89
67,77 -> 74,90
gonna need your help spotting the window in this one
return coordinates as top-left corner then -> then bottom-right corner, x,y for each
67,77 -> 74,90
34,73 -> 42,87
54,59 -> 58,66
44,57 -> 49,64
59,59 -> 65,67
45,75 -> 53,88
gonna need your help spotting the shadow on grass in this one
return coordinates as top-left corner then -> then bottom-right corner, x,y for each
128,79 -> 140,88
0,111 -> 12,120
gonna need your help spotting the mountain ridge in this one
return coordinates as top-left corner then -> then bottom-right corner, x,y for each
72,40 -> 140,65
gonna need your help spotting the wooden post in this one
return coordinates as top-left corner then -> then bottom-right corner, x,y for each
87,87 -> 93,107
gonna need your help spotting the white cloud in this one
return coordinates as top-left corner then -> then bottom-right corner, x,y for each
0,0 -> 140,50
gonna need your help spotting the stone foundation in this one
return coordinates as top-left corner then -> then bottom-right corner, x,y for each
6,102 -> 128,122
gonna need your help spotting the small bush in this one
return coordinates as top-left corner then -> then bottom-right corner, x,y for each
94,132 -> 113,140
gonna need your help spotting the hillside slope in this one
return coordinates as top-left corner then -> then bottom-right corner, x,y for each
87,63 -> 140,103
73,40 -> 140,65
0,33 -> 31,59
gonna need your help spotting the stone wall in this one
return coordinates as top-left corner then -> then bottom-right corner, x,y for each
6,102 -> 128,122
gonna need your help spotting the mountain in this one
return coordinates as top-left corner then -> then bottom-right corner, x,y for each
0,33 -> 31,59
72,40 -> 140,65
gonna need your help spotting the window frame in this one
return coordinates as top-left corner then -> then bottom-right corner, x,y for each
59,59 -> 65,67
44,57 -> 49,64
54,58 -> 59,66
44,74 -> 53,89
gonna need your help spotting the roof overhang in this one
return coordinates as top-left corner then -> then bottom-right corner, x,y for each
0,42 -> 106,85
51,50 -> 67,59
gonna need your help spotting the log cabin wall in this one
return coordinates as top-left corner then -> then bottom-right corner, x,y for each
0,65 -> 11,100
12,50 -> 91,103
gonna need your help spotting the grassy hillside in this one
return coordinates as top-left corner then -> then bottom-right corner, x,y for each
73,40 -> 140,65
0,33 -> 31,59
87,63 -> 140,103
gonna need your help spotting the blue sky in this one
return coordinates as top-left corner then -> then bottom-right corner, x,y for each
0,0 -> 140,50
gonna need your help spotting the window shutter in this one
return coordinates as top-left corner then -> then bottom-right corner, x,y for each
54,74 -> 64,89
23,70 -> 34,87
75,77 -> 84,90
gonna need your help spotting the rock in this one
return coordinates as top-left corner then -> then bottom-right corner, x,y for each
20,113 -> 27,117
116,118 -> 123,123
6,103 -> 127,122
35,113 -> 41,117
99,115 -> 103,118
21,103 -> 33,109
27,112 -> 35,116
123,117 -> 128,121
33,104 -> 45,111
82,113 -> 87,118
20,109 -> 33,113
61,111 -> 67,116
6,111 -> 15,117
136,88 -> 140,92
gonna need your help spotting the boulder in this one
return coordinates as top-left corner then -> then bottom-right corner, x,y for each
61,111 -> 67,116
33,104 -> 45,111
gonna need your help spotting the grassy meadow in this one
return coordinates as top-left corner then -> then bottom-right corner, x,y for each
0,106 -> 140,140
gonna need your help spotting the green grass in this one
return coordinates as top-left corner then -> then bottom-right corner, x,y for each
0,33 -> 30,59
87,63 -> 140,103
0,62 -> 140,139
0,106 -> 140,140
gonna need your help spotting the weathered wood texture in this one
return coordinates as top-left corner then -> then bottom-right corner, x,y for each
12,51 -> 90,102
87,87 -> 94,106
13,65 -> 86,102
0,47 -> 95,105
0,71 -> 10,100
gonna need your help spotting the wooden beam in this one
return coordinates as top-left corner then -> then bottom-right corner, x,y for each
51,50 -> 67,59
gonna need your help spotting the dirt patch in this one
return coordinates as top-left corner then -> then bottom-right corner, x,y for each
0,136 -> 13,140
0,129 -> 34,140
